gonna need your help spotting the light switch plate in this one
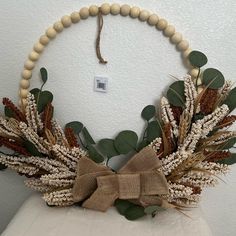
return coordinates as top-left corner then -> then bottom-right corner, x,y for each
94,76 -> 108,93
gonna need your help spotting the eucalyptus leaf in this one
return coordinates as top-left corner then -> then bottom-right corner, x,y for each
144,205 -> 165,215
98,139 -> 119,158
114,130 -> 138,154
82,127 -> 95,145
37,90 -> 53,113
221,137 -> 236,150
0,163 -> 7,170
87,145 -> 104,163
114,199 -> 135,215
40,67 -> 48,84
137,139 -> 149,152
202,68 -> 225,89
147,120 -> 162,142
188,51 -> 208,68
218,153 -> 236,165
124,205 -> 145,221
24,140 -> 43,157
65,121 -> 83,135
141,105 -> 156,121
223,87 -> 236,112
30,88 -> 40,101
4,106 -> 15,118
167,81 -> 185,107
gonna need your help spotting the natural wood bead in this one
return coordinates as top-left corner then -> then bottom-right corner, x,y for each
33,42 -> 44,53
156,18 -> 168,30
190,68 -> 200,78
177,40 -> 189,51
89,5 -> 99,16
19,89 -> 29,98
79,7 -> 89,19
24,60 -> 35,70
164,25 -> 175,37
182,48 -> 192,58
100,3 -> 110,15
120,4 -> 130,16
39,35 -> 50,45
46,27 -> 57,39
130,6 -> 140,18
22,69 -> 32,79
148,14 -> 159,26
139,10 -> 150,22
29,51 -> 40,61
193,77 -> 202,86
53,21 -> 64,32
71,12 -> 80,23
110,3 -> 120,15
171,32 -> 182,44
197,86 -> 204,94
61,15 -> 72,28
20,79 -> 30,89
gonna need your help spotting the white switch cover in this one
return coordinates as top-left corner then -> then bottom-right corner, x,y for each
94,76 -> 108,93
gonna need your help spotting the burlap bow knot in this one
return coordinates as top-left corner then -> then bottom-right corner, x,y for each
72,147 -> 168,212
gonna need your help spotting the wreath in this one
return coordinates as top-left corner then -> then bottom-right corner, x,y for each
1,3 -> 236,221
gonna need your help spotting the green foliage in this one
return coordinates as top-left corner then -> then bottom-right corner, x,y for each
137,139 -> 149,152
223,87 -> 236,112
144,205 -> 165,215
40,67 -> 48,84
202,68 -> 225,89
114,200 -> 145,221
87,145 -> 104,163
82,127 -> 95,146
221,137 -> 236,150
167,81 -> 185,107
141,105 -> 156,121
30,88 -> 40,98
188,51 -> 208,68
24,140 -> 43,157
65,121 -> 83,135
147,120 -> 162,142
98,139 -> 119,158
4,106 -> 14,118
37,91 -> 53,113
114,130 -> 138,154
218,153 -> 236,165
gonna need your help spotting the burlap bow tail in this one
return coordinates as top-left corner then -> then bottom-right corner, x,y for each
72,147 -> 168,212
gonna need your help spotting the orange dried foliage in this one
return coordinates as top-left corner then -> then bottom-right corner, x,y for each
200,88 -> 218,114
64,127 -> 79,148
217,115 -> 236,129
170,106 -> 183,124
204,150 -> 231,162
42,103 -> 54,131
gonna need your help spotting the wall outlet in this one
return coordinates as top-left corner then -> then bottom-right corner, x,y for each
94,76 -> 108,93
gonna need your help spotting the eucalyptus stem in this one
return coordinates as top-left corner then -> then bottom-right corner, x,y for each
195,67 -> 201,90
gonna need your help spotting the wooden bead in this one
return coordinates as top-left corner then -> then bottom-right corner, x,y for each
71,12 -> 80,23
53,21 -> 64,32
20,79 -> 30,89
164,25 -> 175,37
61,15 -> 72,28
171,32 -> 182,44
139,10 -> 150,22
22,69 -> 32,79
177,40 -> 189,51
156,18 -> 168,30
190,68 -> 200,78
110,3 -> 120,15
148,14 -> 159,26
79,7 -> 89,19
100,3 -> 110,15
19,89 -> 29,98
182,48 -> 192,58
24,60 -> 35,70
130,6 -> 140,18
89,5 -> 99,16
33,42 -> 44,53
29,51 -> 40,61
46,27 -> 57,39
197,86 -> 204,94
39,35 -> 50,45
120,4 -> 130,16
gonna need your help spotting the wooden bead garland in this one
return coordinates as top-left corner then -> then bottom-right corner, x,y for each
19,3 -> 192,107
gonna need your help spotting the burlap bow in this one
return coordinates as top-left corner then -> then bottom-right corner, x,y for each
72,146 -> 168,212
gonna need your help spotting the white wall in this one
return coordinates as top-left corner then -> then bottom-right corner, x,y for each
0,0 -> 235,235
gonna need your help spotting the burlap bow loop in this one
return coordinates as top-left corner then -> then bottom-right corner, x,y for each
72,146 -> 168,212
